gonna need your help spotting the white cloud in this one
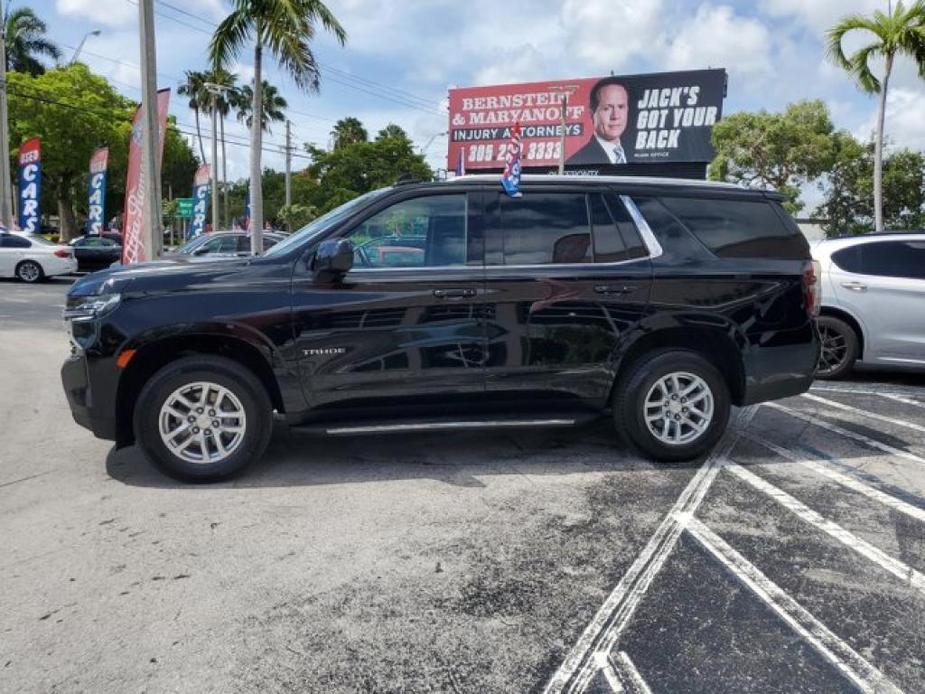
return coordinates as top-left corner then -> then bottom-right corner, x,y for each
56,0 -> 134,27
559,0 -> 666,71
856,87 -> 925,151
665,5 -> 773,77
763,0 -> 882,34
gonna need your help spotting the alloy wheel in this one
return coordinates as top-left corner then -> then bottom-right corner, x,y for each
643,371 -> 715,446
817,323 -> 849,376
158,381 -> 247,464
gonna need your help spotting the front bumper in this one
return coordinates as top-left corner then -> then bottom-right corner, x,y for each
61,353 -> 117,440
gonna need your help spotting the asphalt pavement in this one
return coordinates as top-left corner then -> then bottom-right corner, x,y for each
1,277 -> 924,693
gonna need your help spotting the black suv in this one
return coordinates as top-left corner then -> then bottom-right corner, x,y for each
62,175 -> 820,481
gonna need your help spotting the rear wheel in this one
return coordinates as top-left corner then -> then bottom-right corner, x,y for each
15,260 -> 43,283
815,315 -> 858,380
614,349 -> 731,462
134,355 -> 273,481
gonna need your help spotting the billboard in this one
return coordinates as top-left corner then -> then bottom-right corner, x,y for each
448,69 -> 726,171
17,138 -> 41,232
86,147 -> 109,235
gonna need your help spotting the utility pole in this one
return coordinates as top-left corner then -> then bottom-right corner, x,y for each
210,91 -> 219,231
138,0 -> 161,258
284,119 -> 292,232
558,93 -> 567,175
0,0 -> 13,229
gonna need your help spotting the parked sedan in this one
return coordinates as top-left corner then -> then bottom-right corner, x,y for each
813,232 -> 925,378
0,232 -> 77,282
170,231 -> 287,258
69,235 -> 122,272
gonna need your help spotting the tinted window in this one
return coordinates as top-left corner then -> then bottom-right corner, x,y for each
0,235 -> 31,248
830,246 -> 861,273
632,196 -> 708,260
659,196 -> 809,259
347,194 -> 467,269
851,240 -> 925,280
589,194 -> 626,262
499,193 -> 591,265
603,194 -> 648,260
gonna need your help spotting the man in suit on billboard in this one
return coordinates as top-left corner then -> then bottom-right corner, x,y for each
567,77 -> 631,166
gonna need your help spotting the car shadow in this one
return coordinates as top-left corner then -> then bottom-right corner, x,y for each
104,419 -> 695,490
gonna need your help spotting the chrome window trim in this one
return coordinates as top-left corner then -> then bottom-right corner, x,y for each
347,255 -> 649,274
620,195 -> 663,259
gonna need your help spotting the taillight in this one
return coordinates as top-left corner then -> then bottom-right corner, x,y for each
802,260 -> 821,317
54,249 -> 71,258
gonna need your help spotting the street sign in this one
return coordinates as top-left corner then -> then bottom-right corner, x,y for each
175,197 -> 195,219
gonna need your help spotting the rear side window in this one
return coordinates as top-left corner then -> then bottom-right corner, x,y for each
589,194 -> 648,262
658,196 -> 809,259
499,193 -> 591,265
834,240 -> 925,280
0,235 -> 31,248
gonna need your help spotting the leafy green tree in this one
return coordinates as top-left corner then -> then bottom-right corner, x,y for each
375,123 -> 407,142
199,68 -> 239,227
5,7 -> 60,76
7,64 -> 133,240
709,100 -> 841,212
278,203 -> 316,229
234,80 -> 287,133
177,70 -> 209,163
306,122 -> 432,212
331,116 -> 368,149
827,1 -> 925,232
210,0 -> 346,254
815,140 -> 925,236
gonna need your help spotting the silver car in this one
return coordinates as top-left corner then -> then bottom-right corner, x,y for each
813,232 -> 925,378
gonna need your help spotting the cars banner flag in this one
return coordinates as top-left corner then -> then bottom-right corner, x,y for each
190,164 -> 210,237
122,88 -> 171,264
86,147 -> 109,235
448,69 -> 726,171
500,122 -> 523,198
17,138 -> 41,232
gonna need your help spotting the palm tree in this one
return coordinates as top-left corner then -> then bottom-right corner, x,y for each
210,0 -> 346,254
331,116 -> 367,149
177,70 -> 209,163
5,7 -> 60,76
199,68 -> 239,228
827,1 -> 925,232
376,123 -> 408,142
235,81 -> 288,133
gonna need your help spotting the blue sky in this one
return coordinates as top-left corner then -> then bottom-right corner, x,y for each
28,0 -> 925,207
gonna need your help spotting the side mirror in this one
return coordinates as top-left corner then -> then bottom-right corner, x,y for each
192,246 -> 210,256
313,238 -> 354,280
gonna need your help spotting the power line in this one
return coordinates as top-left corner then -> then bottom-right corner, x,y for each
141,0 -> 445,116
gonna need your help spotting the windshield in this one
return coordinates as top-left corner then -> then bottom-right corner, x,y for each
264,188 -> 391,257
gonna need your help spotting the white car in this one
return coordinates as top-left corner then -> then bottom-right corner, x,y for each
0,232 -> 77,283
813,232 -> 925,378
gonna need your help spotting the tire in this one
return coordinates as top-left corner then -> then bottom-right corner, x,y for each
815,315 -> 858,380
133,355 -> 273,482
15,260 -> 44,283
613,349 -> 731,463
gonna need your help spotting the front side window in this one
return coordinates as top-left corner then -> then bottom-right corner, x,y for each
0,235 -> 31,248
346,194 -> 467,269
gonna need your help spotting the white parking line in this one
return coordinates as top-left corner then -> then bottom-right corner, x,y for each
878,392 -> 925,411
613,652 -> 652,694
801,392 -> 925,434
726,461 -> 925,594
685,518 -> 902,694
811,383 -> 923,397
543,407 -> 759,694
764,402 -> 925,465
742,433 -> 925,524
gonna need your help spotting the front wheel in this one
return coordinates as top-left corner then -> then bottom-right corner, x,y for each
133,355 -> 273,482
16,260 -> 44,283
613,349 -> 731,462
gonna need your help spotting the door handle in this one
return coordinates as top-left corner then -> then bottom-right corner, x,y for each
594,285 -> 636,295
840,281 -> 868,292
433,288 -> 476,299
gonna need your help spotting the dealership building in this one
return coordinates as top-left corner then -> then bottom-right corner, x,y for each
448,68 -> 727,180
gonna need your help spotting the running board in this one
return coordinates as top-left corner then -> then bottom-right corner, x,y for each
292,414 -> 601,437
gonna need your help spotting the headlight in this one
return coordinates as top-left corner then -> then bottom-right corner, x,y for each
63,293 -> 122,322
